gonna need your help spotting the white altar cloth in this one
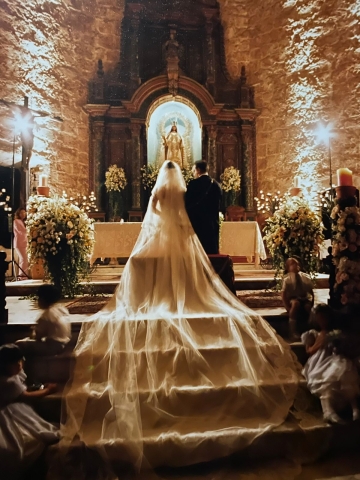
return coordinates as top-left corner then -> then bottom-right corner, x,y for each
91,221 -> 266,265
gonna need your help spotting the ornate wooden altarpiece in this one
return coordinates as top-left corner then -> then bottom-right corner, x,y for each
86,0 -> 259,217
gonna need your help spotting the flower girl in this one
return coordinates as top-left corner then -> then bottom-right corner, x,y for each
0,344 -> 59,479
302,304 -> 359,423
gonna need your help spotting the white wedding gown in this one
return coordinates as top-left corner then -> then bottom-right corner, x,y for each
60,161 -> 300,474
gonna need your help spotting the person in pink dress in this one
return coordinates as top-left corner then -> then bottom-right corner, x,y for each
13,207 -> 29,280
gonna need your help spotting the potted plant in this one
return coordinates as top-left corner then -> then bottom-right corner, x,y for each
27,195 -> 95,298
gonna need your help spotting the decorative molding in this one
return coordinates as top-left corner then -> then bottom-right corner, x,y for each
235,108 -> 260,122
122,75 -> 224,116
84,104 -> 111,117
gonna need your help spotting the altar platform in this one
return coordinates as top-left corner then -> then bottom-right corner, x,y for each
90,221 -> 267,267
5,265 -> 329,297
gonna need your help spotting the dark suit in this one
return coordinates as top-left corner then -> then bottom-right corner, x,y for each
185,175 -> 222,254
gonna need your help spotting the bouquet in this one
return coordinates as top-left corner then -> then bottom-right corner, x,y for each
27,195 -> 95,297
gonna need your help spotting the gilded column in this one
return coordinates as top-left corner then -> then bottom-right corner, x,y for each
90,120 -> 105,209
241,125 -> 256,211
206,125 -> 217,177
130,123 -> 142,209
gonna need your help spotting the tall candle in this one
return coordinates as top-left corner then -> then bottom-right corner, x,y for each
293,176 -> 300,188
39,174 -> 48,187
337,168 -> 353,187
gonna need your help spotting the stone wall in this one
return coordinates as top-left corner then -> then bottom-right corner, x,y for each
0,0 -> 123,195
1,0 -> 359,200
220,0 -> 360,197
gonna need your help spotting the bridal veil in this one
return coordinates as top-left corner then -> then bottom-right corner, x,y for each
59,161 -> 300,476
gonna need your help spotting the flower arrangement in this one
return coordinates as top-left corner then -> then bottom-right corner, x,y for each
331,204 -> 360,305
141,164 -> 160,192
220,166 -> 241,207
27,195 -> 95,298
263,196 -> 324,281
181,165 -> 194,185
105,165 -> 127,220
141,163 -> 194,192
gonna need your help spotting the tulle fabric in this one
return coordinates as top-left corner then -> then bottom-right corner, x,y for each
60,161 -> 300,472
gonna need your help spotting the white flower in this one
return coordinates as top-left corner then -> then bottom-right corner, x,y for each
220,167 -> 241,193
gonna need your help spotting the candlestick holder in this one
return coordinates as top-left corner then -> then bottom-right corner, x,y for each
37,186 -> 50,197
289,187 -> 302,197
335,185 -> 356,200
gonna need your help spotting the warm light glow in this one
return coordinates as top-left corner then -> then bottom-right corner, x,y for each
62,191 -> 98,213
13,111 -> 33,135
315,122 -> 336,146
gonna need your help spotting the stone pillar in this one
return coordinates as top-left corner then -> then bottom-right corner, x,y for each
129,5 -> 142,92
90,120 -> 105,209
130,123 -> 142,209
203,10 -> 216,95
241,125 -> 256,211
206,125 -> 217,177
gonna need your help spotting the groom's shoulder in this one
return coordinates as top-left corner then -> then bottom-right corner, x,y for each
187,178 -> 197,189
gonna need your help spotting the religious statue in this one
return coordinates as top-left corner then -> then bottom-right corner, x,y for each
163,28 -> 182,96
162,123 -> 185,167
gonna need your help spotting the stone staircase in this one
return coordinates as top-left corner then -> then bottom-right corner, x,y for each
1,311 -> 360,472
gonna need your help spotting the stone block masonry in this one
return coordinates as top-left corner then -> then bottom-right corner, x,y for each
1,0 -> 359,199
0,0 -> 124,196
219,0 -> 360,196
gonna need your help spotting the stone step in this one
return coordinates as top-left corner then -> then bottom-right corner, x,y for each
5,275 -> 329,296
1,313 -> 292,343
47,409 -> 360,473
22,337 -> 307,386
30,377 -> 304,425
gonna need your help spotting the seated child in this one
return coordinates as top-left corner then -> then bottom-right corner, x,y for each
302,303 -> 360,424
0,344 -> 59,479
281,257 -> 314,339
17,284 -> 71,356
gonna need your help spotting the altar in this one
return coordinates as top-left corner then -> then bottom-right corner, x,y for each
91,222 -> 266,266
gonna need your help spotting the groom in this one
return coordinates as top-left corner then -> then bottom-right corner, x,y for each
185,160 -> 222,254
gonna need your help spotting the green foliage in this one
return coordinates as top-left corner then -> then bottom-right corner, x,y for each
263,197 -> 324,281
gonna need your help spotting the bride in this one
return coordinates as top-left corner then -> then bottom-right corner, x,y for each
60,161 -> 299,475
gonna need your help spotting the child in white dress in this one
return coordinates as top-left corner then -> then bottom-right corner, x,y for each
0,344 -> 59,479
302,303 -> 360,424
16,284 -> 71,356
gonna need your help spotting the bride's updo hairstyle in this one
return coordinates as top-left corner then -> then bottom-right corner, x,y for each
166,161 -> 176,169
